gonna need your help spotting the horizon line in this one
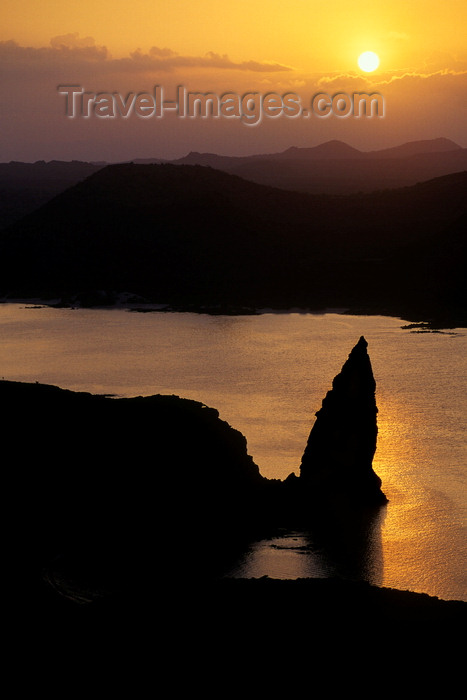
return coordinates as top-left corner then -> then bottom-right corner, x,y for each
2,135 -> 466,165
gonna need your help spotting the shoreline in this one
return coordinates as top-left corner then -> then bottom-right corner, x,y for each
31,572 -> 467,625
1,295 -> 465,330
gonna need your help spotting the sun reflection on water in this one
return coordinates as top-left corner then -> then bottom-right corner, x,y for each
0,305 -> 465,600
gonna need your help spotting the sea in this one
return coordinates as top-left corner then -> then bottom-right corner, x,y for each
1,302 -> 465,602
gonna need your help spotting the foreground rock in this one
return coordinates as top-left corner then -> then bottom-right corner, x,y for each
299,335 -> 387,507
24,573 -> 467,633
3,380 -> 267,604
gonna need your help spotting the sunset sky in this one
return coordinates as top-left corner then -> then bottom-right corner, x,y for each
1,0 -> 466,161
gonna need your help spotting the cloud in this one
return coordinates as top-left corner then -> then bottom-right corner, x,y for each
312,66 -> 467,93
50,33 -> 98,50
374,68 -> 467,87
422,50 -> 467,72
118,47 -> 292,73
0,37 -> 291,76
315,72 -> 379,92
149,46 -> 177,58
0,38 -> 108,66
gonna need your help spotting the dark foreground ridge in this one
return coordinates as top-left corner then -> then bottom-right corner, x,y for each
4,338 -> 465,629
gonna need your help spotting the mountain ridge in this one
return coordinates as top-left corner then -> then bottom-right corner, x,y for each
170,139 -> 467,194
1,137 -> 465,230
172,136 -> 463,165
1,162 -> 465,326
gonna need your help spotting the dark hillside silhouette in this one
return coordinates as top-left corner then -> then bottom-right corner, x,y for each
0,160 -> 104,229
0,162 -> 465,325
1,138 -> 465,230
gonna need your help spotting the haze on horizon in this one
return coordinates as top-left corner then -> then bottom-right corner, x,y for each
1,0 -> 466,162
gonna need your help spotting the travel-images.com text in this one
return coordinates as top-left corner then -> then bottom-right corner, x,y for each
58,85 -> 385,125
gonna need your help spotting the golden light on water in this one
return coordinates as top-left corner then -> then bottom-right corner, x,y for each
370,391 -> 465,599
0,305 -> 465,600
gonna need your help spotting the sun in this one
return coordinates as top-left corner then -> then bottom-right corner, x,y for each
358,51 -> 380,72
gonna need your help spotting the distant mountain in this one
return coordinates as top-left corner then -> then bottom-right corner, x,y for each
0,162 -> 465,325
171,138 -> 467,194
270,140 -> 365,160
128,157 -> 170,165
365,137 -> 462,159
171,152 -> 246,169
1,139 -> 465,230
228,148 -> 467,194
172,140 -> 365,167
174,137 -> 462,165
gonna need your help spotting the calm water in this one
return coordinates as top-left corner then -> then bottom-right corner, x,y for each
1,303 -> 466,601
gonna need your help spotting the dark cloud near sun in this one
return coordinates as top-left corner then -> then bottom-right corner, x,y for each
50,33 -> 98,50
0,36 -> 292,75
0,37 -> 108,71
313,65 -> 467,94
124,47 -> 292,73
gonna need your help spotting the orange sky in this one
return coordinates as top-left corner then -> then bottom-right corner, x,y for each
1,0 -> 466,160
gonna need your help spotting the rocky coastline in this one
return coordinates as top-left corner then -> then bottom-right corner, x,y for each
4,337 -> 466,628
